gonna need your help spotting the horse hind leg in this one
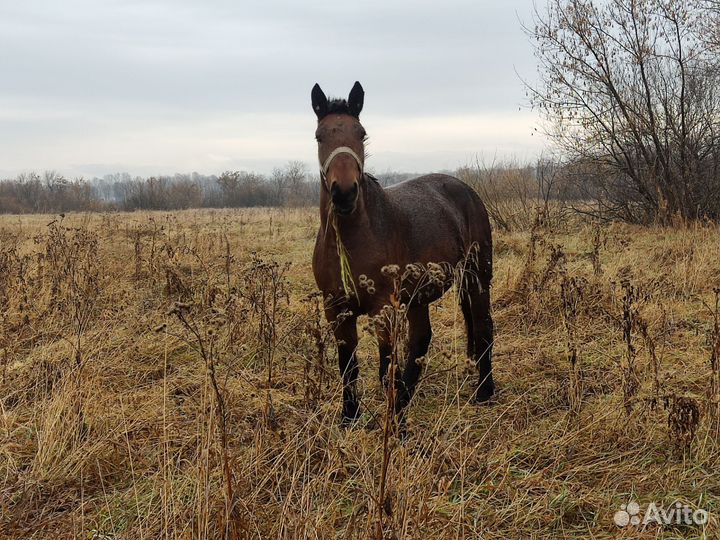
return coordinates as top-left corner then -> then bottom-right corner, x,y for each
462,255 -> 494,403
459,281 -> 475,361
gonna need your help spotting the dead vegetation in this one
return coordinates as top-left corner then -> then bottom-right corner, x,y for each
1,208 -> 719,539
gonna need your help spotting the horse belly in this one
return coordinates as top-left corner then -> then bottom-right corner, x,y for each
399,262 -> 456,306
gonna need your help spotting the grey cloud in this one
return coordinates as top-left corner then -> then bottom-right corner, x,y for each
0,0 -> 544,177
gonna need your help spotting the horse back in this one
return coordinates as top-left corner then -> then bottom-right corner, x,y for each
385,173 -> 492,267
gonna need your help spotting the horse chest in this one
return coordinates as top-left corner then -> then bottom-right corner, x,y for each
313,235 -> 397,312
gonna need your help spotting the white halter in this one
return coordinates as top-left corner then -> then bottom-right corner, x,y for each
320,146 -> 364,185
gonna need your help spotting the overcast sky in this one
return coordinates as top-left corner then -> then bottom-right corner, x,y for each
0,0 -> 545,179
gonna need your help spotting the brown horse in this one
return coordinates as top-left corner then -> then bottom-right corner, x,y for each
311,81 -> 494,424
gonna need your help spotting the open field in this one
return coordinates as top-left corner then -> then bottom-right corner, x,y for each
1,207 -> 719,539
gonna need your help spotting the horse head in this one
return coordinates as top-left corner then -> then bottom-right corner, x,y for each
311,81 -> 366,216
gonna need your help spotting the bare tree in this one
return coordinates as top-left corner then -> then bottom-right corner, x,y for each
705,0 -> 720,50
270,161 -> 311,207
282,161 -> 310,207
528,0 -> 720,223
217,171 -> 270,207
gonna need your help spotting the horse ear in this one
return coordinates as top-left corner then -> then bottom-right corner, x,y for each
311,83 -> 328,120
348,81 -> 364,117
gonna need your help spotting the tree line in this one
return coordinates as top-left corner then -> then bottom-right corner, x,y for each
0,163 -> 311,213
0,164 -> 431,214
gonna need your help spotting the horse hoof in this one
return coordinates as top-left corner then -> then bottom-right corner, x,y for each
340,409 -> 361,427
474,386 -> 495,404
340,416 -> 356,428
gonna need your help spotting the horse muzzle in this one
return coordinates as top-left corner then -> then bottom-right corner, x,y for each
330,182 -> 358,215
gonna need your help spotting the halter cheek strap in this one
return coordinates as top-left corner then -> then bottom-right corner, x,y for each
320,146 -> 364,190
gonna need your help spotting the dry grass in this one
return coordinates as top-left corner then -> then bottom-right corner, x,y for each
1,208 -> 719,539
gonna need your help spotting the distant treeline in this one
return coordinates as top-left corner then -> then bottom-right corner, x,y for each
11,158 -> 708,227
0,163 -> 425,214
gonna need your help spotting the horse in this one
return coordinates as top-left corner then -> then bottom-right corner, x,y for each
310,81 -> 494,424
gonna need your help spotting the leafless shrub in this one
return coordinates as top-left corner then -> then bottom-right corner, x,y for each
619,280 -> 641,413
458,157 -> 570,231
299,292 -> 334,408
666,396 -> 702,452
527,0 -> 720,223
635,310 -> 664,409
561,276 -> 585,414
371,264 -> 408,540
163,300 -> 245,538
590,223 -> 604,277
42,218 -> 101,374
239,253 -> 293,421
707,288 -> 720,434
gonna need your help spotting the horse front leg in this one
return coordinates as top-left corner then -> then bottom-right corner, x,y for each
395,304 -> 432,415
330,311 -> 361,424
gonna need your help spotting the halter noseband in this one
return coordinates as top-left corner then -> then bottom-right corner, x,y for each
320,146 -> 364,190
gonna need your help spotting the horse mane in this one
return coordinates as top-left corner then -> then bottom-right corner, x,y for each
364,172 -> 381,186
325,98 -> 357,118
